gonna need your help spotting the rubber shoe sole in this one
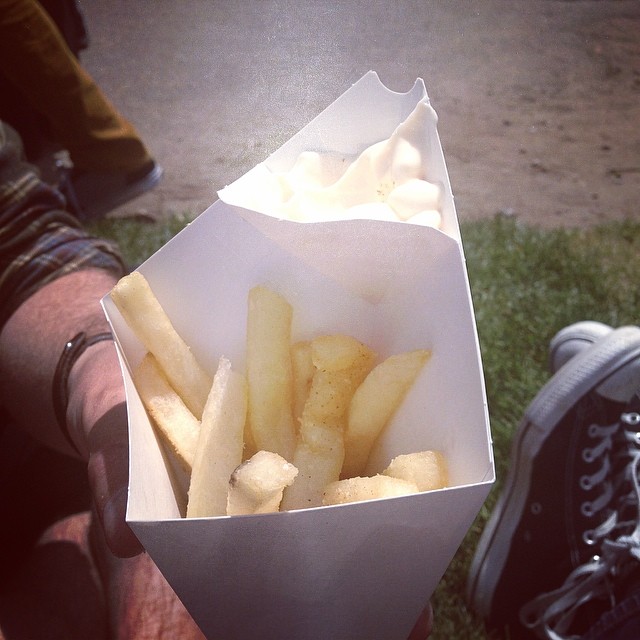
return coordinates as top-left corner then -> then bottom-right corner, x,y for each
466,325 -> 640,636
549,321 -> 613,374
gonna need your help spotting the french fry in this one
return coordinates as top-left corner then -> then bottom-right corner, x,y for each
322,475 -> 419,506
311,334 -> 376,372
132,352 -> 200,474
343,349 -> 431,478
118,277 -> 442,517
227,450 -> 298,515
281,422 -> 345,510
383,450 -> 448,491
282,335 -> 376,510
186,357 -> 248,518
291,340 -> 314,426
111,271 -> 212,419
305,334 -> 377,422
245,286 -> 296,460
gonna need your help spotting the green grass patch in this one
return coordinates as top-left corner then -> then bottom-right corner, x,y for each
432,215 -> 640,639
92,213 -> 640,639
88,213 -> 194,270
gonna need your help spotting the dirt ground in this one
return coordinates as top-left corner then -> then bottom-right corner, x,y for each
447,8 -> 640,228
80,1 -> 640,229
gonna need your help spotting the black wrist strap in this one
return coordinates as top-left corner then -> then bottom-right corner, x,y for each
52,331 -> 113,453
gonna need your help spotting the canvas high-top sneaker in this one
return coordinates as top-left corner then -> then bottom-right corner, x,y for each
519,393 -> 640,639
467,326 -> 640,638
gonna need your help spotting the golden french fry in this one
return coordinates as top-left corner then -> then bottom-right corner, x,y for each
383,450 -> 447,491
343,349 -> 431,478
310,333 -> 377,372
111,271 -> 212,419
322,475 -> 419,506
227,450 -> 298,515
280,422 -> 344,510
186,357 -> 248,518
241,416 -> 258,463
282,335 -> 376,510
132,353 -> 200,474
245,285 -> 296,460
304,334 -> 377,423
291,340 -> 314,426
123,277 -> 441,516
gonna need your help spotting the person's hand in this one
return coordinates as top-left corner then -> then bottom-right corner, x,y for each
62,320 -> 438,640
67,338 -> 142,557
86,399 -> 142,557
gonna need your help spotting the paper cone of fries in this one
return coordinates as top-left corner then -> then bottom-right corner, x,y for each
103,71 -> 494,640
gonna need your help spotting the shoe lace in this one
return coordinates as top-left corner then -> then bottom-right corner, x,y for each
580,421 -> 621,544
519,411 -> 640,640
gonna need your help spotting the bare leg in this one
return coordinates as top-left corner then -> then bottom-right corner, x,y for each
0,511 -> 205,640
0,512 -> 107,640
89,516 -> 205,640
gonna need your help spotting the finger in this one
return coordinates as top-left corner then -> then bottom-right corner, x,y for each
86,402 -> 142,557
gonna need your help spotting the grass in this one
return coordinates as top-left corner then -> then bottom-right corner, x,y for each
88,213 -> 194,270
91,213 -> 640,639
432,215 -> 640,640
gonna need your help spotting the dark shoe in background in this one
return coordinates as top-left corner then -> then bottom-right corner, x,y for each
68,160 -> 163,220
467,325 -> 640,638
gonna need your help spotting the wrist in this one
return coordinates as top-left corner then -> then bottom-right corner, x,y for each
65,338 -> 126,458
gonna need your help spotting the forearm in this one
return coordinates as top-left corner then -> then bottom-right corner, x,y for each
0,268 -> 122,456
0,265 -> 141,556
0,120 -> 138,555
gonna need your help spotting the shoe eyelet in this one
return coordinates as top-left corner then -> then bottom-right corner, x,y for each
580,475 -> 593,490
622,412 -> 640,426
583,530 -> 596,545
582,448 -> 595,463
581,501 -> 595,517
588,423 -> 600,438
530,502 -> 542,516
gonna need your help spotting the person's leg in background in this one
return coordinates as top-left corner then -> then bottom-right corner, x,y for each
0,0 -> 162,219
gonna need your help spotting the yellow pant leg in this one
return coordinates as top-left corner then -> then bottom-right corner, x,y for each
0,0 -> 152,172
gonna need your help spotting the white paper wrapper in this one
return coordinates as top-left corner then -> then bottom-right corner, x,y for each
103,71 -> 494,640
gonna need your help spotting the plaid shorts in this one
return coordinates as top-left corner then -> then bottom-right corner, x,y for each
0,120 -> 126,333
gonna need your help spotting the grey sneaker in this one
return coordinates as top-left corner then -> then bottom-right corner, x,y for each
69,159 -> 163,220
467,326 -> 640,638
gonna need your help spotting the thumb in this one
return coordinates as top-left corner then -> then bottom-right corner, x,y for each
86,402 -> 142,557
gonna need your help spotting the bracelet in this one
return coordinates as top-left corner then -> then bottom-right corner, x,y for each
52,331 -> 113,453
